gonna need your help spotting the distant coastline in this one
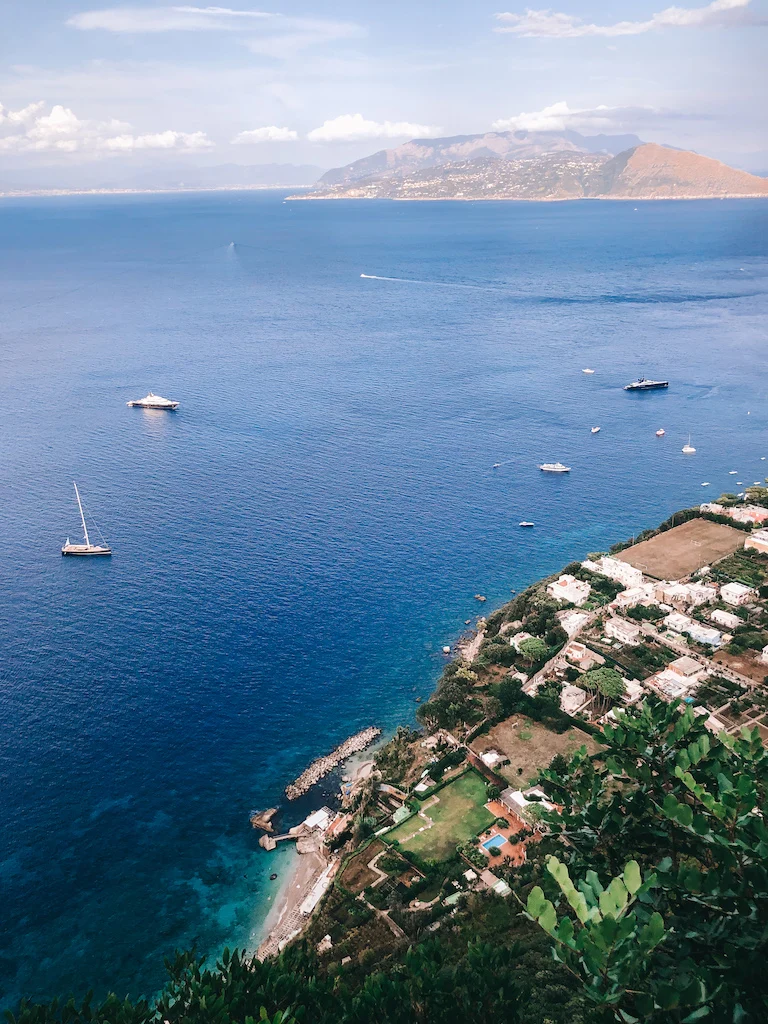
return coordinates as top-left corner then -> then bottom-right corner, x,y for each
288,193 -> 768,203
0,184 -> 313,200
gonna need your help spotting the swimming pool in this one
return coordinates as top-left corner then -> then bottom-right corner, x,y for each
482,834 -> 506,851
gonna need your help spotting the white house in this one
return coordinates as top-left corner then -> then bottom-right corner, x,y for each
745,528 -> 768,555
612,582 -> 658,610
501,786 -> 555,821
604,616 -> 642,646
622,679 -> 645,704
648,656 -> 707,701
509,630 -> 534,651
655,581 -> 717,609
728,505 -> 768,526
668,656 -> 708,683
760,643 -> 768,666
547,574 -> 591,607
710,608 -> 741,630
563,640 -> 605,671
582,555 -> 644,588
700,503 -> 725,515
557,609 -> 590,637
664,611 -> 694,634
720,582 -> 756,606
686,622 -> 722,647
560,684 -> 589,714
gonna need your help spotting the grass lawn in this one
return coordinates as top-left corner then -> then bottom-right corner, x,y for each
385,769 -> 494,863
474,716 -> 602,787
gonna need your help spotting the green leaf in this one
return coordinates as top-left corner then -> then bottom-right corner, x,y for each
538,901 -> 557,935
623,860 -> 641,895
527,886 -> 547,918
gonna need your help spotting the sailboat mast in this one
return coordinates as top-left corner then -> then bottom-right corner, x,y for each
73,482 -> 91,547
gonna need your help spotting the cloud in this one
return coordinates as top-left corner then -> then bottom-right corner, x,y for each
494,0 -> 760,38
67,6 -> 275,32
0,99 -> 213,154
232,125 -> 298,143
491,101 -> 710,133
306,114 -> 440,143
67,7 -> 364,56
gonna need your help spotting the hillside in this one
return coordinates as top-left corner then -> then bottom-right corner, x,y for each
299,143 -> 768,202
318,128 -> 642,186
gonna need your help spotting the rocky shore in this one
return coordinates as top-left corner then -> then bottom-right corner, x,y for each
285,727 -> 381,800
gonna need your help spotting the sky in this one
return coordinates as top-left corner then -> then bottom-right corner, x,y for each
1,0 -> 767,183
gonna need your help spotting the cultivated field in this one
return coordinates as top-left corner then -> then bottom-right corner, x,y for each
474,716 -> 601,786
617,518 -> 745,580
338,839 -> 386,893
384,769 -> 494,862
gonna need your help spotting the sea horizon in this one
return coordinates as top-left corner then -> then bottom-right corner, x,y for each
1,190 -> 766,1008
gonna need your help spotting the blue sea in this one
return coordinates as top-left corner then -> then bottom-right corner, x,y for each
0,191 -> 766,1007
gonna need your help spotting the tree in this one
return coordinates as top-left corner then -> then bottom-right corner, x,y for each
484,695 -> 504,722
577,667 -> 625,714
532,699 -> 768,1021
518,637 -> 549,666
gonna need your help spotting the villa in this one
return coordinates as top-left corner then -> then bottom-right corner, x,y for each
710,608 -> 742,630
604,616 -> 642,646
546,574 -> 592,607
745,528 -> 768,555
582,555 -> 644,588
557,608 -> 590,637
720,582 -> 756,606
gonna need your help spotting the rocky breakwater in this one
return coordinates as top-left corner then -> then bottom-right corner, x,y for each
285,726 -> 381,800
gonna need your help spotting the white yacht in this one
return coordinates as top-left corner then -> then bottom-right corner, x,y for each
656,429 -> 665,437
127,392 -> 179,410
519,521 -> 535,527
591,426 -> 601,434
62,483 -> 112,556
539,462 -> 571,473
682,435 -> 696,454
582,368 -> 595,374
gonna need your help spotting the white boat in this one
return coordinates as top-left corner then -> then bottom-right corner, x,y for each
492,463 -> 501,469
539,462 -> 571,473
127,392 -> 179,410
591,426 -> 601,434
519,521 -> 535,527
682,435 -> 696,454
62,483 -> 111,556
656,429 -> 665,437
702,482 -> 710,486
729,470 -> 737,474
582,368 -> 595,374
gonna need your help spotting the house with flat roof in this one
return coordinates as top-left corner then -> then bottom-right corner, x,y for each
745,528 -> 768,555
547,574 -> 592,607
509,630 -> 534,651
710,608 -> 741,630
612,582 -> 658,610
604,616 -> 642,646
721,582 -> 756,606
560,684 -> 589,714
557,608 -> 590,637
563,640 -> 605,671
500,786 -> 556,822
761,643 -> 768,665
582,555 -> 644,588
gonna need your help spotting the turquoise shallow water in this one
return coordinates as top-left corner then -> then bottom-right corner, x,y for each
0,191 -> 766,1007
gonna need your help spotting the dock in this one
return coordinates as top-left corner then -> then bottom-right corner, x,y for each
249,807 -> 278,833
285,726 -> 381,801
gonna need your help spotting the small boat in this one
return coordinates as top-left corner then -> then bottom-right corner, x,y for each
62,483 -> 112,556
737,481 -> 743,485
729,470 -> 737,474
656,429 -> 665,437
539,462 -> 571,473
701,482 -> 710,486
127,392 -> 179,410
624,378 -> 669,391
591,426 -> 601,434
682,435 -> 696,454
492,463 -> 501,469
519,521 -> 535,527
582,368 -> 595,374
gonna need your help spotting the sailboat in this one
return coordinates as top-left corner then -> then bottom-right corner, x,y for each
682,435 -> 696,454
62,483 -> 112,556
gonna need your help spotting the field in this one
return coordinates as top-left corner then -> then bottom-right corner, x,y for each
384,770 -> 494,862
617,519 -> 745,580
474,716 -> 601,786
337,839 -> 386,893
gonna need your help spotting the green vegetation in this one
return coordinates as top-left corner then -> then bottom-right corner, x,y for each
384,769 -> 494,862
577,667 -> 625,713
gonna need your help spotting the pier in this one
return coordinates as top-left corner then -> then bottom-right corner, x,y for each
285,726 -> 381,800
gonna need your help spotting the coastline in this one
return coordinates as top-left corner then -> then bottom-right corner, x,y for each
287,192 -> 768,202
0,184 -> 313,201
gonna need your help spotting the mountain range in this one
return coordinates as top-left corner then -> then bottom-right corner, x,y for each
298,131 -> 768,202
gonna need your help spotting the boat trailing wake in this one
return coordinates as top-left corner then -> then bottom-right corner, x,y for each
360,273 -> 498,292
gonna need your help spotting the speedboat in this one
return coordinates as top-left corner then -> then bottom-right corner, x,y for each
519,521 -> 535,527
624,378 -> 669,391
127,392 -> 179,410
591,426 -> 601,434
539,462 -> 571,473
729,471 -> 737,474
582,368 -> 595,374
656,429 -> 665,437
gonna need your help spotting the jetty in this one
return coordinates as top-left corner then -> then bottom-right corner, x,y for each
285,727 -> 381,800
249,807 -> 278,833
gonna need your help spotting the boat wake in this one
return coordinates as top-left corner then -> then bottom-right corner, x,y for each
360,273 -> 498,292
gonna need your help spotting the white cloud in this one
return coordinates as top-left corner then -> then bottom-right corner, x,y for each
67,7 -> 364,56
306,114 -> 440,143
67,6 -> 275,32
495,0 -> 758,38
0,99 -> 213,154
491,101 -> 709,133
232,126 -> 298,143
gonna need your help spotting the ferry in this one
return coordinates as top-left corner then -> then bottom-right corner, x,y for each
127,392 -> 179,410
539,462 -> 571,473
624,378 -> 669,391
